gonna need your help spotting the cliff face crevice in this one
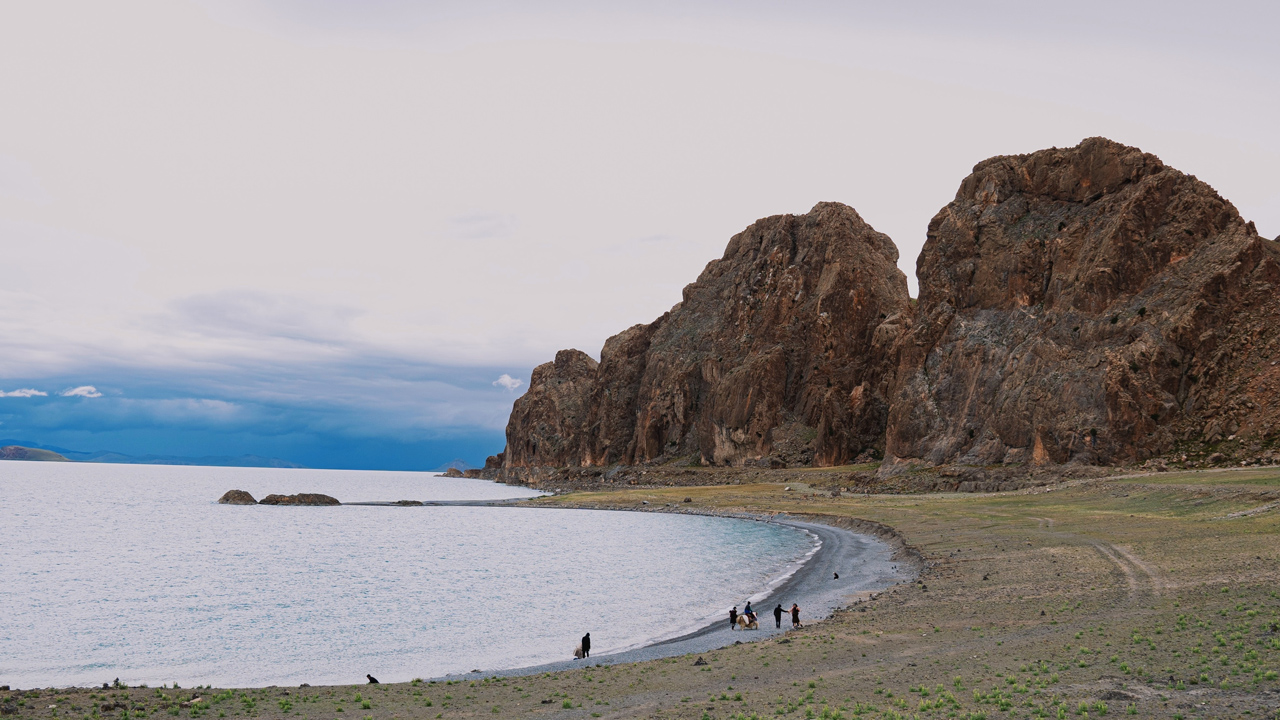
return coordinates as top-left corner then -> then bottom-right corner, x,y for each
493,138 -> 1280,472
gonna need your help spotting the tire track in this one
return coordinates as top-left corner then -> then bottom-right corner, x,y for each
1091,542 -> 1163,599
1027,516 -> 1162,600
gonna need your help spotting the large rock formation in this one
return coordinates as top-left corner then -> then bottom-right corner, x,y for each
499,202 -> 912,469
885,137 -> 1280,467
497,138 -> 1280,472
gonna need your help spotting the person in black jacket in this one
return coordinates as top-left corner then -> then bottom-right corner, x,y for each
773,604 -> 784,628
581,632 -> 591,658
729,606 -> 738,629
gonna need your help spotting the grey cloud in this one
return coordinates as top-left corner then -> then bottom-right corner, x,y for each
167,290 -> 363,346
448,212 -> 519,241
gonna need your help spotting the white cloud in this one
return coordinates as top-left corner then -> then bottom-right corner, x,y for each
0,388 -> 47,397
492,374 -> 522,392
61,385 -> 103,398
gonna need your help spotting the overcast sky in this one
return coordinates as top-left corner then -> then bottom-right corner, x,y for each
1,1 -> 1276,468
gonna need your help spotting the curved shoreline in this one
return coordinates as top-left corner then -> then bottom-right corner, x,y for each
421,505 -> 919,681
11,501 -> 919,690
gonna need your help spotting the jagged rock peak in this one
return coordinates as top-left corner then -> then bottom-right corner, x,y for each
497,138 -> 1280,476
886,136 -> 1277,469
498,201 -> 912,470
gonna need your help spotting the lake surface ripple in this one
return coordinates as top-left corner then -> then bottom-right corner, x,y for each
0,463 -> 816,687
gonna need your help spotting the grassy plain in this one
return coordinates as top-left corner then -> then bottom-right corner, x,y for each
6,469 -> 1280,719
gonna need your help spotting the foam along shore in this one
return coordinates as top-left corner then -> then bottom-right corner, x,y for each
430,512 -> 912,680
221,490 -> 913,676
217,492 -> 915,677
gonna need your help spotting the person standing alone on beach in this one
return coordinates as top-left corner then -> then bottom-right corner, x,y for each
773,603 -> 783,628
790,603 -> 802,629
581,632 -> 591,658
729,606 -> 738,629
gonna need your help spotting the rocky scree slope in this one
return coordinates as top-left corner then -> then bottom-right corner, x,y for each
494,138 -> 1280,473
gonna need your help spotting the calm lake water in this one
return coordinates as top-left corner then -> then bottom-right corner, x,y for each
0,462 -> 815,687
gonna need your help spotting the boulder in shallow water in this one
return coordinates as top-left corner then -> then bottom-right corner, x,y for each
218,489 -> 257,505
258,493 -> 340,506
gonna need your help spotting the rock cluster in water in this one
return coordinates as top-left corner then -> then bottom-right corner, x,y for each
259,493 -> 340,506
217,489 -> 258,504
218,490 -> 340,505
493,138 -> 1280,472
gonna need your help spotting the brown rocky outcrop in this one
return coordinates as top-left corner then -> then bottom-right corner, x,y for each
498,202 -> 912,469
217,489 -> 257,505
496,138 -> 1280,475
884,137 -> 1280,468
257,493 -> 340,506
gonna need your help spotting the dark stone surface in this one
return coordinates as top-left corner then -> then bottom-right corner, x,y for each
258,493 -> 340,506
217,489 -> 257,505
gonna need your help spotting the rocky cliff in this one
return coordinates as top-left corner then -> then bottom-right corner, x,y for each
885,138 -> 1280,469
497,202 -> 911,469
495,138 -> 1280,472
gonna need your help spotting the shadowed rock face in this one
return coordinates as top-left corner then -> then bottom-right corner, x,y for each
500,202 -> 912,468
885,137 -> 1280,467
501,349 -> 600,468
499,138 -> 1280,471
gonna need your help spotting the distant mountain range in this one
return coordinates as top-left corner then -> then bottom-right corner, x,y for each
0,440 -> 305,468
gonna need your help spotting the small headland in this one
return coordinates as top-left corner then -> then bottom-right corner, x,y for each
0,445 -> 70,462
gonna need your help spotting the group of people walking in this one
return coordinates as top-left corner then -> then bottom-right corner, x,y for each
576,599 -> 802,662
729,601 -> 801,630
